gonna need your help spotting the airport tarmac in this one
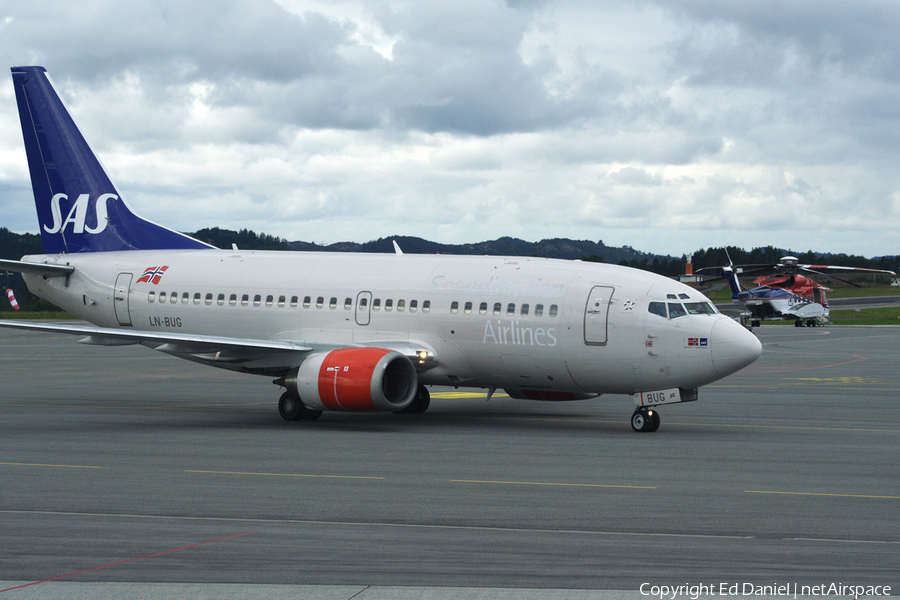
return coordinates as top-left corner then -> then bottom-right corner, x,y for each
0,325 -> 898,598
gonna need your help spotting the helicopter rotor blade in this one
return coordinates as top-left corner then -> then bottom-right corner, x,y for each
800,267 -> 861,288
800,264 -> 896,275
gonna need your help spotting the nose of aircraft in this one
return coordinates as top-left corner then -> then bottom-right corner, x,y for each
710,317 -> 762,377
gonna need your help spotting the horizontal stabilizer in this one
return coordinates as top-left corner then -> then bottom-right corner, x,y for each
0,259 -> 74,277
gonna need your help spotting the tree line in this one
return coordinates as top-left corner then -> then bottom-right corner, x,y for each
2,227 -> 897,312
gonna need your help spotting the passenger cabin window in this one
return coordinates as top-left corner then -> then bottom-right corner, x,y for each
344,297 -> 352,310
373,299 -> 381,311
193,293 -> 201,305
303,296 -> 311,308
385,299 -> 393,311
205,293 -> 213,305
278,296 -> 286,308
409,299 -> 418,312
450,301 -> 459,314
159,291 -> 167,303
535,304 -> 543,317
423,300 -> 431,313
507,303 -> 515,316
182,293 -> 189,304
464,301 -> 472,315
329,297 -> 337,309
170,293 -> 177,304
254,295 -> 262,307
479,302 -> 488,315
217,293 -> 225,306
397,299 -> 405,312
148,291 -> 155,303
316,297 -> 324,309
493,302 -> 501,316
521,303 -> 529,316
241,294 -> 249,307
648,301 -> 667,318
229,294 -> 237,306
266,295 -> 274,307
549,304 -> 558,317
290,296 -> 298,308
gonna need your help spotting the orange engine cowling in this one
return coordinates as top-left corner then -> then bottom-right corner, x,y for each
285,347 -> 418,412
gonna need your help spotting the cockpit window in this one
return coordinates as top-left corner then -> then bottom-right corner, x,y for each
668,302 -> 687,318
678,293 -> 690,299
648,302 -> 667,318
685,302 -> 718,315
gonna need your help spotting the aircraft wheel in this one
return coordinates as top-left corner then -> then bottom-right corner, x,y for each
807,319 -> 816,327
794,320 -> 802,327
397,385 -> 431,414
631,409 -> 660,433
278,392 -> 322,421
631,410 -> 647,432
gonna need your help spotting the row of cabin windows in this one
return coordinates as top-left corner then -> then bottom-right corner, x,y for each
359,298 -> 431,313
449,301 -> 558,318
144,291 -> 557,318
145,291 -> 433,313
147,291 -> 298,308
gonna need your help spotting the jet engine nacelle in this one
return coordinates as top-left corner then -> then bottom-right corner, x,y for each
286,347 -> 418,412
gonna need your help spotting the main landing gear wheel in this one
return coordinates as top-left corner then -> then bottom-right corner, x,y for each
631,409 -> 660,433
397,385 -> 431,414
278,392 -> 322,422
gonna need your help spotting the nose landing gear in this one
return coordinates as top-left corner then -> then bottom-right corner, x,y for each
631,408 -> 660,433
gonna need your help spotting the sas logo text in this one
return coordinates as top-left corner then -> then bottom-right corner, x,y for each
43,193 -> 116,235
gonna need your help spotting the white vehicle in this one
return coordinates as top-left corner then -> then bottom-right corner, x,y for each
0,66 -> 762,432
709,257 -> 895,328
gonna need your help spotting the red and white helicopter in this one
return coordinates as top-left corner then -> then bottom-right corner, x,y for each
704,256 -> 895,328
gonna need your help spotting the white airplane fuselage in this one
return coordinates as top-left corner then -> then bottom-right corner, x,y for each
23,249 -> 758,396
5,66 -> 763,430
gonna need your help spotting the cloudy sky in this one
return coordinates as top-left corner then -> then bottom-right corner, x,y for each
1,0 -> 898,258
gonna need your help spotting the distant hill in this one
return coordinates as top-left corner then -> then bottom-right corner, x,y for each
287,235 -> 665,264
3,226 -> 897,279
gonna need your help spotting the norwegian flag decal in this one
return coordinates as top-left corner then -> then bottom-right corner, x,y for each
136,265 -> 169,285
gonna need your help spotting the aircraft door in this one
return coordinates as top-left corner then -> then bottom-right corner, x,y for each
584,285 -> 614,345
356,291 -> 372,326
114,272 -> 133,326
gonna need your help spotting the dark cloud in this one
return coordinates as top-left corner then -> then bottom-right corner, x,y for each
1,0 -> 898,255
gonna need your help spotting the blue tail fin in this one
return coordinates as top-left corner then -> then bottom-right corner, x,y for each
11,66 -> 213,254
722,266 -> 742,299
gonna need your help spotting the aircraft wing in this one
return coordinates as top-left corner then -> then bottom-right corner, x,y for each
0,319 -> 313,368
0,319 -> 434,374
